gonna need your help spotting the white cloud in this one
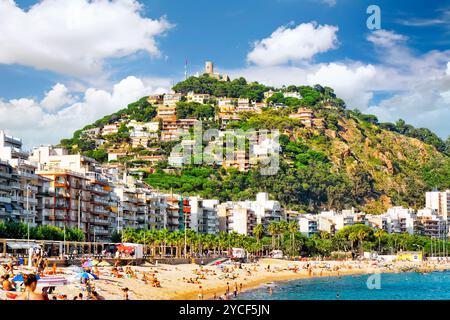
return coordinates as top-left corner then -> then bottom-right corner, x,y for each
321,0 -> 336,7
40,83 -> 75,112
0,0 -> 173,76
0,76 -> 172,149
306,63 -> 377,108
247,22 -> 339,66
229,27 -> 450,138
367,29 -> 408,48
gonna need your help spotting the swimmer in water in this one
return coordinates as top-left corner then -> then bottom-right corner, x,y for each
336,292 -> 340,300
268,287 -> 273,295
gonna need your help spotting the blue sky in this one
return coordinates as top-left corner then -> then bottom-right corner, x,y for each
0,0 -> 449,148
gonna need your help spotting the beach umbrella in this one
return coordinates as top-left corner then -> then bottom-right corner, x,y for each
12,274 -> 40,282
98,261 -> 111,267
77,272 -> 98,280
82,260 -> 94,268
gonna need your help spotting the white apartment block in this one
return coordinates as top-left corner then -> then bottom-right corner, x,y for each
187,92 -> 211,104
283,92 -> 302,99
101,124 -> 119,136
188,197 -> 219,235
426,190 -> 450,218
298,214 -> 319,237
163,93 -> 182,106
217,193 -> 282,235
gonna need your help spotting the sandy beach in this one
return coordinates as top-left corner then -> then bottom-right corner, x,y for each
2,258 -> 450,300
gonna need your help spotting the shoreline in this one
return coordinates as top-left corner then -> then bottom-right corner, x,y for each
171,261 -> 450,300
3,259 -> 450,300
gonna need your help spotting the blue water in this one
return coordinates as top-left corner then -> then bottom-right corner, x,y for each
235,271 -> 450,300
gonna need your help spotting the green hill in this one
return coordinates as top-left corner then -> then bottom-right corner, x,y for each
59,76 -> 450,213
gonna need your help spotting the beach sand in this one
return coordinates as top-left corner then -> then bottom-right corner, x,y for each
5,259 -> 450,300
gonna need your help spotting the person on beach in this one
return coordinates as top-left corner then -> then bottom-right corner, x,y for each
267,287 -> 273,296
122,287 -> 129,300
198,286 -> 204,300
1,274 -> 15,291
17,274 -> 48,300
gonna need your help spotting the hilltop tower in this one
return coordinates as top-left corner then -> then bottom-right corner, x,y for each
205,61 -> 214,74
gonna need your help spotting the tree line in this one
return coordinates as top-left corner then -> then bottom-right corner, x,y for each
113,222 -> 450,258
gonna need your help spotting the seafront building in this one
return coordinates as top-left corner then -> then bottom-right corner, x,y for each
1,129 -> 450,243
217,193 -> 283,236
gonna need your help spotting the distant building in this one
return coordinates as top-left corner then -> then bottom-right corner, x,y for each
187,92 -> 211,104
426,190 -> 450,219
101,124 -> 119,136
163,93 -> 183,107
204,61 -> 230,81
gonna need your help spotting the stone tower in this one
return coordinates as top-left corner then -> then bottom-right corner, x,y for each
205,61 -> 214,74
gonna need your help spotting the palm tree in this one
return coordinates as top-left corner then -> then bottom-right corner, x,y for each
267,222 -> 278,249
159,228 -> 169,257
288,221 -> 298,256
356,229 -> 368,253
278,221 -> 288,248
253,224 -> 264,256
374,229 -> 386,253
349,232 -> 358,253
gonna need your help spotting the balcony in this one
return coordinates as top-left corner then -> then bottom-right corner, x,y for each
92,196 -> 110,205
0,196 -> 11,203
89,185 -> 108,194
0,171 -> 12,179
92,218 -> 110,226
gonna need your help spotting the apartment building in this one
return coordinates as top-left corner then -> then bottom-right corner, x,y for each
188,197 -> 219,235
298,214 -> 319,237
385,206 -> 416,234
0,130 -> 42,226
217,203 -> 256,236
415,208 -> 447,238
0,160 -> 18,222
114,186 -> 139,230
30,146 -> 115,241
163,93 -> 182,107
217,193 -> 282,236
147,94 -> 164,105
101,124 -> 119,136
317,209 -> 366,235
187,92 -> 211,104
426,190 -> 450,219
284,92 -> 302,99
165,195 -> 181,231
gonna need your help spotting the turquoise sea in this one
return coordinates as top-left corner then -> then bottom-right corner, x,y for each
235,271 -> 450,300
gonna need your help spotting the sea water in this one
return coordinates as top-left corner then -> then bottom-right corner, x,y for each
235,271 -> 450,300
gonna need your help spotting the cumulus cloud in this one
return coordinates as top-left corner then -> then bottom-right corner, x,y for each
0,0 -> 173,76
229,27 -> 450,138
0,76 -> 171,149
247,22 -> 339,66
367,29 -> 408,48
40,84 -> 76,112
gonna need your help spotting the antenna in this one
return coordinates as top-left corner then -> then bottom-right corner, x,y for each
185,59 -> 188,80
